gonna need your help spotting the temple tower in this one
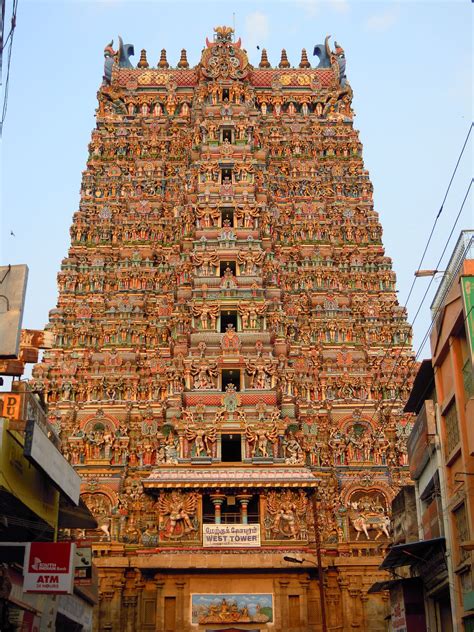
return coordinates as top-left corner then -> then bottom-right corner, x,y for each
32,28 -> 414,631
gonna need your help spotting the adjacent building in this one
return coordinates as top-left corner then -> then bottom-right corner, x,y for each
381,230 -> 474,632
0,268 -> 98,631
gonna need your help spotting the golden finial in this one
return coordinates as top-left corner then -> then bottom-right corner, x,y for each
299,48 -> 310,68
279,49 -> 290,69
259,48 -> 271,68
137,49 -> 149,69
177,49 -> 189,68
158,49 -> 169,69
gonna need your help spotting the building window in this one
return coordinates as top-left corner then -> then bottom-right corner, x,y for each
221,168 -> 232,184
222,368 -> 240,391
220,260 -> 236,276
222,128 -> 233,143
444,401 -> 460,454
221,434 -> 242,462
203,494 -> 259,524
220,310 -> 238,332
221,207 -> 234,226
453,502 -> 469,563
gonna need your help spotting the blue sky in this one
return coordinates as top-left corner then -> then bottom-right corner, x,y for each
1,0 -> 472,361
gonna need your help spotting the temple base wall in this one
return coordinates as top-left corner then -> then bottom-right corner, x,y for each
94,554 -> 390,631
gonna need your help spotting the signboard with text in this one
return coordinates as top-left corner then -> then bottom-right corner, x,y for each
23,542 -> 75,595
203,523 -> 260,548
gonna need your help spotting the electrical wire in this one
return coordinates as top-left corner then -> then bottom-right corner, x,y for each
366,179 -> 473,430
410,179 -> 472,330
0,0 -> 19,133
341,130 -> 474,435
403,122 -> 473,308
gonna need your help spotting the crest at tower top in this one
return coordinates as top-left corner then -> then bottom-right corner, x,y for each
200,25 -> 250,81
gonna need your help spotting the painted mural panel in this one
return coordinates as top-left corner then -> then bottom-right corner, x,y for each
191,593 -> 273,624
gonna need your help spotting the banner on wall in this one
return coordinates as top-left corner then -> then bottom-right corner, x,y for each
461,276 -> 474,364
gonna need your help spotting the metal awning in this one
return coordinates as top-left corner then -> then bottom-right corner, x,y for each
58,496 -> 98,529
367,579 -> 401,594
380,537 -> 446,569
143,466 -> 320,489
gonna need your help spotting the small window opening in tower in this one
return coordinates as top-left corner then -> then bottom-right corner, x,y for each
239,495 -> 259,523
221,310 -> 238,333
221,168 -> 232,184
222,88 -> 230,102
221,208 -> 234,226
221,434 -> 242,462
222,368 -> 240,391
222,128 -> 233,143
220,260 -> 236,276
202,495 -> 215,523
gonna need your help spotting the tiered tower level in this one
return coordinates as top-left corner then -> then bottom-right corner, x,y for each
32,28 -> 415,631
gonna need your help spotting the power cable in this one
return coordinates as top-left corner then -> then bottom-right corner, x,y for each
368,180 -> 473,429
365,128 -> 474,407
0,0 -> 18,134
403,123 -> 473,308
410,178 -> 473,330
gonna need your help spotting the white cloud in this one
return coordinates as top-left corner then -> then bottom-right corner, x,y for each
297,0 -> 320,17
297,0 -> 349,17
329,0 -> 350,14
245,11 -> 270,49
366,6 -> 400,32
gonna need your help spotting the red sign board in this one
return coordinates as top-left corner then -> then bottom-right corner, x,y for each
23,542 -> 75,594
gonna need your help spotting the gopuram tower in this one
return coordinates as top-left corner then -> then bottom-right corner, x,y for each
32,28 -> 415,631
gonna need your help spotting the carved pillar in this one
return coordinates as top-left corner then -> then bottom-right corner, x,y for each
237,494 -> 252,524
349,588 -> 363,628
175,580 -> 186,629
134,578 -> 145,628
123,595 -> 138,632
299,577 -> 310,630
279,578 -> 290,629
338,577 -> 350,630
99,590 -> 115,631
109,577 -> 125,632
210,493 -> 225,524
360,593 -> 369,631
154,579 -> 165,632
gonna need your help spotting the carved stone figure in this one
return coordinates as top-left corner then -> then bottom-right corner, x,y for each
265,490 -> 308,540
185,423 -> 217,457
157,491 -> 199,540
348,495 -> 390,541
